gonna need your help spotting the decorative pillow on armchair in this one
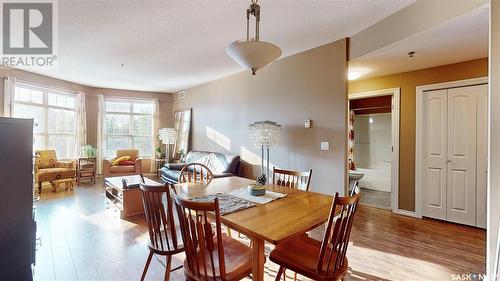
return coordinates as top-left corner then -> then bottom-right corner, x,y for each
119,160 -> 135,166
112,156 -> 130,166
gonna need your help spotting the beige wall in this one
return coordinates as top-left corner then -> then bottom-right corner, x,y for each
0,67 -> 174,172
174,39 -> 348,195
349,58 -> 488,211
487,0 -> 499,277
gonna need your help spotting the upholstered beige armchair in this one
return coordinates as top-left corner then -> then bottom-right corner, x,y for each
102,149 -> 143,177
34,149 -> 76,193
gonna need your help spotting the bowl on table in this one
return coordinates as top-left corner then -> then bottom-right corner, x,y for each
248,184 -> 266,196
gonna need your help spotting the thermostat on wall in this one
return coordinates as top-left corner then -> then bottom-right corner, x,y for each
305,119 -> 311,128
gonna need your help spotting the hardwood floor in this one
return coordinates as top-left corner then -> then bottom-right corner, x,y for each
34,177 -> 485,281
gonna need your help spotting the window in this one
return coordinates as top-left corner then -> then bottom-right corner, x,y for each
12,83 -> 77,159
103,99 -> 154,158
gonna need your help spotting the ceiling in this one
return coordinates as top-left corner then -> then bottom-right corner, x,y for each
349,5 -> 489,80
25,0 -> 415,93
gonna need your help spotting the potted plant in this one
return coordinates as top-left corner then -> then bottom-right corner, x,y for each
80,145 -> 97,158
155,146 -> 164,159
248,174 -> 267,196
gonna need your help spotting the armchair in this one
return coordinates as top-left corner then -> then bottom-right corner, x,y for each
102,149 -> 142,177
34,149 -> 76,193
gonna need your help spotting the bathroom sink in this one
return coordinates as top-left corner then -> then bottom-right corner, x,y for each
349,171 -> 364,181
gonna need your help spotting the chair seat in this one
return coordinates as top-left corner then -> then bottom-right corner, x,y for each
184,235 -> 252,281
147,227 -> 185,255
109,165 -> 135,173
269,234 -> 348,281
37,168 -> 76,182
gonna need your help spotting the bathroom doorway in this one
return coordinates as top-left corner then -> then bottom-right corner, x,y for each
348,88 -> 400,212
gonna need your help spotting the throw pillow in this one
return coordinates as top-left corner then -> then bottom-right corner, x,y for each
112,156 -> 130,166
119,160 -> 135,166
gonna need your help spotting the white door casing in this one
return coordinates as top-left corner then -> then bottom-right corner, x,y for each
446,86 -> 477,226
476,84 -> 488,228
422,89 -> 448,220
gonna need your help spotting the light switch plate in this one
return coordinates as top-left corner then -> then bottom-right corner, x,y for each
320,141 -> 329,151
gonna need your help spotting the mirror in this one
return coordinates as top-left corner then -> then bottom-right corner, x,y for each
173,108 -> 191,161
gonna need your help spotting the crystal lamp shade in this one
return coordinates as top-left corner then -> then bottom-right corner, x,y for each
159,128 -> 177,145
249,120 -> 281,147
227,40 -> 282,74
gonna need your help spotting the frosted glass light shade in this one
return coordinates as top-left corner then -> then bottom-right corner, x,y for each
249,120 -> 281,147
227,40 -> 282,74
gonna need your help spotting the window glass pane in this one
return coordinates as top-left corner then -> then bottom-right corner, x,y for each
104,137 -> 131,157
133,137 -> 152,157
33,135 -> 44,150
133,103 -> 153,114
48,135 -> 75,159
106,101 -> 130,113
48,108 -> 75,134
133,115 -> 152,136
48,93 -> 75,109
105,114 -> 130,135
14,87 -> 43,104
13,103 -> 45,134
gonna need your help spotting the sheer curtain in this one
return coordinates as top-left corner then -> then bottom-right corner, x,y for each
151,98 -> 160,172
3,77 -> 16,117
96,94 -> 105,174
74,91 -> 87,156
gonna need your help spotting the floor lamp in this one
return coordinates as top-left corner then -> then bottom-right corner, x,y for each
159,128 -> 177,163
249,121 -> 281,183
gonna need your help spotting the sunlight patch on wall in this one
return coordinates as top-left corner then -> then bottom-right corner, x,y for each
206,126 -> 231,151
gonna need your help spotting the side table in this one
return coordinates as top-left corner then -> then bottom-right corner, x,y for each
155,158 -> 166,179
77,157 -> 96,184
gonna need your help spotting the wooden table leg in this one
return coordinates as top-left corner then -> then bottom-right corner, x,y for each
251,236 -> 265,281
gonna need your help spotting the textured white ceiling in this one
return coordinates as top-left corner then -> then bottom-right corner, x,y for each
27,0 -> 415,93
349,5 -> 489,80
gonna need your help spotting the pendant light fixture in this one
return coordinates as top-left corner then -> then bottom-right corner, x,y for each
227,0 -> 282,75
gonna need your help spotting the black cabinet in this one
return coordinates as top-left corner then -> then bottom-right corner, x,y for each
0,117 -> 34,281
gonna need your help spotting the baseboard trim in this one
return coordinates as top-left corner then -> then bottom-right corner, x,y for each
394,209 -> 421,218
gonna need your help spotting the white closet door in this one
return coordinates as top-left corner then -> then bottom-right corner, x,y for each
476,84 -> 488,228
446,86 -> 477,226
422,89 -> 448,220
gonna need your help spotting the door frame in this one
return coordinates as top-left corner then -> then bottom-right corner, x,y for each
415,77 -> 488,218
349,88 -> 400,214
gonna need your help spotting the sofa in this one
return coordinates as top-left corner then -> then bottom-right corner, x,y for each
103,149 -> 143,177
34,149 -> 76,193
160,151 -> 240,184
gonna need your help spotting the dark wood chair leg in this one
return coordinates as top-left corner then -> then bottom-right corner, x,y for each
38,182 -> 42,193
164,255 -> 172,281
275,266 -> 285,281
140,251 -> 154,281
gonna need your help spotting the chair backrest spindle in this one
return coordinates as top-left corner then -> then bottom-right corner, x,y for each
173,192 -> 227,280
139,182 -> 180,253
272,167 -> 312,191
316,192 -> 360,278
179,163 -> 214,184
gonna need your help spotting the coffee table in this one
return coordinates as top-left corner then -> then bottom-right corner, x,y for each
104,175 -> 162,218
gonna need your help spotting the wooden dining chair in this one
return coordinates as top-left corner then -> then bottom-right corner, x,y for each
139,181 -> 184,281
350,181 -> 360,196
179,163 -> 214,184
172,191 -> 253,281
273,167 -> 312,191
270,192 -> 360,281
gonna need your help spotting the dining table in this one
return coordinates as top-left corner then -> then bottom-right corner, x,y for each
174,176 -> 335,281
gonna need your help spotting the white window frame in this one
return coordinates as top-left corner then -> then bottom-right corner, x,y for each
12,83 -> 77,159
102,98 -> 155,158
